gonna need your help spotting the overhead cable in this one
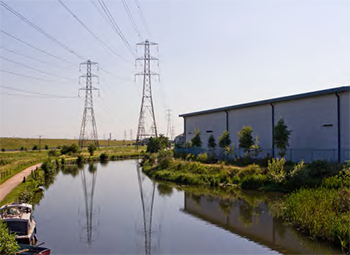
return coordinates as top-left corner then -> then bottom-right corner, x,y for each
1,85 -> 78,98
0,29 -> 71,63
134,0 -> 152,39
0,1 -> 84,60
122,0 -> 142,40
0,69 -> 55,82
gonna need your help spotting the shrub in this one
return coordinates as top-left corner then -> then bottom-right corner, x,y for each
60,144 -> 79,155
185,153 -> 196,161
268,158 -> 286,184
197,153 -> 208,163
20,147 -> 25,151
218,130 -> 231,148
88,144 -> 97,156
1,148 -> 5,152
207,134 -> 217,148
41,160 -> 56,174
32,145 -> 38,150
77,155 -> 85,164
18,187 -> 34,203
100,153 -> 109,162
238,164 -> 262,179
191,129 -> 202,147
288,160 -> 306,179
48,149 -> 60,157
0,221 -> 19,255
147,135 -> 171,153
44,144 -> 49,150
157,150 -> 173,169
274,118 -> 291,158
241,174 -> 268,189
249,137 -> 261,158
238,126 -> 253,152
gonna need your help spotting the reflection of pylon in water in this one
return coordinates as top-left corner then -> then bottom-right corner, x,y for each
79,164 -> 99,246
136,164 -> 159,255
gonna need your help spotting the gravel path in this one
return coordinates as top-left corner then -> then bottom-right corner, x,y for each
0,163 -> 42,202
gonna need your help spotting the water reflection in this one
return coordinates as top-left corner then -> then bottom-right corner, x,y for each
78,163 -> 99,246
136,164 -> 159,255
182,191 -> 340,254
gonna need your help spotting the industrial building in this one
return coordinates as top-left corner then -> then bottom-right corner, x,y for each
179,86 -> 350,162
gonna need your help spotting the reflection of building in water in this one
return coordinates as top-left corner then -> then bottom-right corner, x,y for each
79,163 -> 99,246
136,164 -> 160,255
183,193 -> 339,254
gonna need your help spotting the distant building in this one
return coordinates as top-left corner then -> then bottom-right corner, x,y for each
174,133 -> 185,146
179,86 -> 350,162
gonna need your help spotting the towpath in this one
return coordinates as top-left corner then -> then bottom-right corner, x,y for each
0,163 -> 42,201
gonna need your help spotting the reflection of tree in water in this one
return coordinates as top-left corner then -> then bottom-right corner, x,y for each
191,194 -> 201,207
61,165 -> 80,177
157,183 -> 173,197
32,188 -> 45,210
238,200 -> 254,227
42,168 -> 60,189
219,199 -> 233,217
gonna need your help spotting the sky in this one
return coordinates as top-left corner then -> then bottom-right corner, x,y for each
0,0 -> 349,140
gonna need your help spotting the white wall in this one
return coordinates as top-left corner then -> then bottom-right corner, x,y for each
340,91 -> 350,161
274,94 -> 338,149
228,104 -> 272,150
185,112 -> 226,148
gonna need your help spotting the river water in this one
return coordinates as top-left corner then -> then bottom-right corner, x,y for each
32,160 -> 341,254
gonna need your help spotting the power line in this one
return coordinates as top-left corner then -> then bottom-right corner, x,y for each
0,29 -> 71,63
99,67 -> 134,83
0,46 -> 67,70
0,1 -> 84,60
1,85 -> 77,98
0,56 -> 74,81
134,0 -> 152,39
0,92 -> 77,98
97,0 -> 137,58
122,0 -> 142,40
0,69 -> 55,82
58,0 -> 130,64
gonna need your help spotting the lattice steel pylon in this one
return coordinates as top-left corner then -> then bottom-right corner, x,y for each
135,40 -> 159,148
79,60 -> 100,148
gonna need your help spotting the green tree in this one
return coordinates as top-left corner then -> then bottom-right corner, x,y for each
32,145 -> 38,150
146,135 -> 171,153
250,136 -> 261,158
0,221 -> 19,255
44,144 -> 49,150
207,134 -> 217,148
88,143 -> 97,156
274,118 -> 291,158
238,126 -> 253,152
218,130 -> 231,148
191,129 -> 202,147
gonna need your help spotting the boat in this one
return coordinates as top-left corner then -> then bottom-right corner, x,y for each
0,202 -> 37,244
17,243 -> 51,255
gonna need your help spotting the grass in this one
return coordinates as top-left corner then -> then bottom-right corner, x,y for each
0,137 -> 134,151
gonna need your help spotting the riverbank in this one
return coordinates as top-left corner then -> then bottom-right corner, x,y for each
141,151 -> 350,251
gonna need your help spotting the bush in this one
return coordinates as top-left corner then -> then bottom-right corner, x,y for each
185,153 -> 196,161
268,158 -> 286,184
18,187 -> 34,203
77,155 -> 85,165
241,174 -> 268,189
0,221 -> 19,255
207,134 -> 217,148
238,126 -> 253,152
197,153 -> 208,163
32,145 -> 38,150
191,129 -> 202,147
218,130 -> 231,148
44,144 -> 49,150
147,135 -> 171,153
60,144 -> 79,155
238,164 -> 262,179
157,150 -> 173,169
41,160 -> 56,174
88,144 -> 97,156
274,118 -> 291,158
48,149 -> 60,157
1,148 -> 5,152
100,153 -> 109,162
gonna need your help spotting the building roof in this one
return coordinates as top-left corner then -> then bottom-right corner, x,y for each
179,86 -> 350,117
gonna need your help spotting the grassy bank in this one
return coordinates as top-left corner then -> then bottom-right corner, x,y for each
141,150 -> 350,250
0,137 -> 134,151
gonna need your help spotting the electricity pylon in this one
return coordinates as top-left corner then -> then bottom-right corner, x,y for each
78,60 -> 100,148
135,40 -> 159,148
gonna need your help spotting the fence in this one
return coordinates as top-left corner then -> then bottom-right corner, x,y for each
175,147 -> 350,163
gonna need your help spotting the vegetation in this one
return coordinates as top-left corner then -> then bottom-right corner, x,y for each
146,135 -> 171,153
207,134 -> 216,149
0,137 -> 134,151
191,129 -> 202,147
274,118 -> 291,157
238,126 -> 253,152
0,221 -> 19,255
60,143 -> 79,155
218,130 -> 231,148
88,143 -> 97,156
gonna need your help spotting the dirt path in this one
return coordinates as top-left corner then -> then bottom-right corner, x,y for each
0,163 -> 42,201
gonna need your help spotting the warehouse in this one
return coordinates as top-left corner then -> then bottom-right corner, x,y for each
179,86 -> 350,162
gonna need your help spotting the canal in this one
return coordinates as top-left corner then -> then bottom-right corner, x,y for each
33,160 -> 341,254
